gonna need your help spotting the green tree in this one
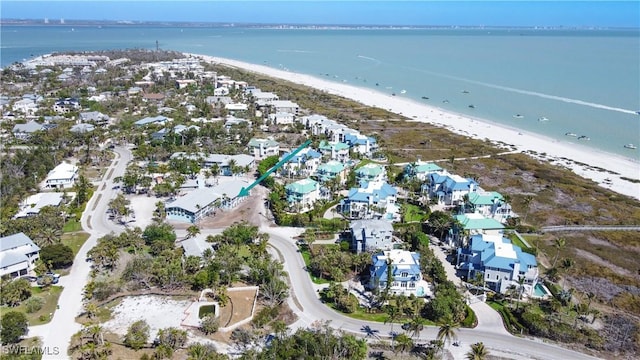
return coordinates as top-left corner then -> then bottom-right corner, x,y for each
394,333 -> 414,359
436,319 -> 459,355
200,314 -> 219,335
40,243 -> 74,269
155,327 -> 187,350
1,311 -> 29,344
186,224 -> 201,239
124,320 -> 150,350
0,278 -> 32,306
25,296 -> 44,313
466,342 -> 489,360
552,237 -> 565,268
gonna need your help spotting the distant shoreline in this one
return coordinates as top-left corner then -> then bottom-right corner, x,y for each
185,52 -> 640,201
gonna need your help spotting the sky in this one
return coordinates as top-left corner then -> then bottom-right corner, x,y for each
1,1 -> 638,28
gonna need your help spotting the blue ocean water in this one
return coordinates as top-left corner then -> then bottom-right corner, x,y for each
2,25 -> 639,159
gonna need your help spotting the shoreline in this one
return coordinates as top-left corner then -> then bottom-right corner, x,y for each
190,53 -> 640,201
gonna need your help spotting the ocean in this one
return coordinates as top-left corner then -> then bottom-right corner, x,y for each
2,25 -> 639,159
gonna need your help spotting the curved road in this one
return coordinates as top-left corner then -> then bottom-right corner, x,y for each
261,226 -> 601,360
31,146 -> 132,360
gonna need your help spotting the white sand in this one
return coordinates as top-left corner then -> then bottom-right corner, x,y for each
188,53 -> 640,201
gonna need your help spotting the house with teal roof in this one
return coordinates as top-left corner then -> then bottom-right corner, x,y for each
355,163 -> 386,183
465,191 -> 514,224
456,234 -> 539,296
316,160 -> 347,184
318,140 -> 350,162
285,178 -> 320,212
247,138 -> 280,160
449,213 -> 505,247
404,161 -> 444,181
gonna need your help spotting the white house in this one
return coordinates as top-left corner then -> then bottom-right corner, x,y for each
368,249 -> 432,297
350,219 -> 395,254
280,148 -> 322,178
12,98 -> 38,115
0,233 -> 40,278
268,111 -> 295,125
355,163 -> 387,183
318,140 -> 350,162
14,192 -> 65,219
341,181 -> 399,221
13,121 -> 44,140
53,98 -> 80,113
285,178 -> 320,212
269,100 -> 299,115
44,162 -> 78,189
247,138 -> 280,160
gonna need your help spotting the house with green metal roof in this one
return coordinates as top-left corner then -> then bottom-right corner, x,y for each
449,213 -> 505,247
318,140 -> 350,162
285,178 -> 320,212
465,191 -> 514,224
355,163 -> 386,183
247,138 -> 280,160
404,161 -> 444,181
316,160 -> 347,184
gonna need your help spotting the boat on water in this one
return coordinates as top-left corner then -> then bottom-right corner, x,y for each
565,132 -> 578,137
421,96 -> 429,100
624,144 -> 637,149
391,93 -> 396,96
513,114 -> 524,119
538,117 -> 549,122
578,135 -> 590,141
442,99 -> 449,103
400,90 -> 406,94
462,90 -> 470,94
468,104 -> 475,109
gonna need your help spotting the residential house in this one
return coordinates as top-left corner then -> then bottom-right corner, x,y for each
79,111 -> 110,126
181,236 -> 214,258
142,93 -> 166,103
318,140 -> 350,162
368,249 -> 431,297
225,103 -> 248,113
285,178 -> 320,212
213,87 -> 229,96
280,148 -> 322,178
248,138 -> 280,160
341,180 -> 399,221
166,179 -> 251,223
176,79 -> 197,89
429,173 -> 477,206
128,86 -> 143,95
350,219 -> 395,254
70,123 -> 95,133
344,133 -> 378,157
316,160 -> 347,184
456,234 -> 539,296
269,100 -> 299,115
12,98 -> 38,115
171,152 -> 255,176
355,163 -> 386,183
404,161 -> 444,181
134,115 -> 170,127
14,193 -> 65,219
0,233 -> 40,278
44,162 -> 78,189
13,121 -> 44,140
448,213 -> 505,247
465,191 -> 514,224
268,111 -> 295,125
53,98 -> 80,113
251,91 -> 279,102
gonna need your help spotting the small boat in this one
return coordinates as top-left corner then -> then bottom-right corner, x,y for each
391,93 -> 396,96
624,143 -> 637,149
538,117 -> 549,122
468,104 -> 475,109
513,114 -> 524,119
375,83 -> 379,86
442,99 -> 449,103
421,96 -> 429,100
578,136 -> 590,141
462,90 -> 470,94
565,132 -> 578,137
400,90 -> 406,94
636,111 -> 640,115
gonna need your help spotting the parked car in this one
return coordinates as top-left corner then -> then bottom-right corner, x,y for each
19,275 -> 37,282
37,273 -> 60,285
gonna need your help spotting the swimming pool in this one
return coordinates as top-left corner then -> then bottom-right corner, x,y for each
533,283 -> 549,297
416,287 -> 425,297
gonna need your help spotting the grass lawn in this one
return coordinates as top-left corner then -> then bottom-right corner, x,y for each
63,219 -> 83,233
0,286 -> 63,326
403,203 -> 427,223
61,232 -> 91,257
299,248 -> 331,285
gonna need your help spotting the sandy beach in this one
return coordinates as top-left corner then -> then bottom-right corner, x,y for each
188,53 -> 639,201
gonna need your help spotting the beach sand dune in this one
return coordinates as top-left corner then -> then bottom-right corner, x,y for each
190,53 -> 639,201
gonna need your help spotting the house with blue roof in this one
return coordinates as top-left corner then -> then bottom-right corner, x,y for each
344,133 -> 378,156
318,140 -> 350,162
316,160 -> 347,184
428,173 -> 478,206
465,191 -> 514,224
355,163 -> 386,183
456,234 -> 539,296
285,178 -> 320,212
280,148 -> 322,178
340,180 -> 399,221
368,249 -> 432,297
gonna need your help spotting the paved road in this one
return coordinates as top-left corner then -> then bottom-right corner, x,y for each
261,226 -> 601,360
31,146 -> 132,360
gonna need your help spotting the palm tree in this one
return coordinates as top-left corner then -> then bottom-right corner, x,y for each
521,195 -> 533,223
186,224 -> 201,239
552,237 -> 565,267
36,227 -> 62,247
407,316 -> 426,340
394,333 -> 414,359
466,342 -> 489,360
384,304 -> 400,334
516,275 -> 526,310
436,319 -> 458,355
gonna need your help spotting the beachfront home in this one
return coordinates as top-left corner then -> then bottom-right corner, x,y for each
0,233 -> 40,278
280,148 -> 322,178
447,213 -> 505,247
368,249 -> 431,297
465,191 -> 514,224
318,140 -> 350,162
404,161 -> 444,182
44,162 -> 78,189
247,138 -> 280,160
14,193 -> 65,219
344,133 -> 378,157
316,160 -> 347,184
285,178 -> 320,213
456,234 -> 538,296
269,100 -> 300,115
355,163 -> 386,183
341,180 -> 399,221
428,173 -> 478,206
13,121 -> 44,140
350,219 -> 395,254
